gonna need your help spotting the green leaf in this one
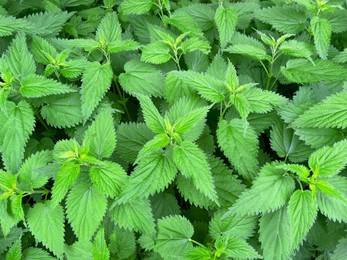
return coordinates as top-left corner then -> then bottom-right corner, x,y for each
322,9 -> 347,33
259,207 -> 292,260
53,139 -> 80,163
225,44 -> 270,61
331,238 -> 347,260
333,48 -> 347,63
118,151 -> 177,203
27,202 -> 64,256
317,176 -> 347,222
20,75 -> 75,98
23,11 -> 73,37
179,38 -> 211,54
18,150 -> 52,190
96,12 -> 121,44
151,192 -> 181,219
230,163 -> 295,215
66,183 -> 107,241
308,140 -> 347,176
108,39 -> 140,53
137,95 -> 165,134
121,0 -> 153,15
255,6 -> 307,34
0,171 -> 17,194
184,247 -> 211,260
216,119 -> 259,180
230,94 -> 250,119
311,16 -> 331,60
89,161 -> 127,198
270,119 -> 313,162
80,62 -> 113,121
6,239 -> 21,260
83,109 -> 116,159
207,54 -> 228,81
293,91 -> 347,129
174,106 -> 209,134
60,59 -> 89,79
135,133 -> 170,163
288,190 -> 317,251
176,174 -> 214,208
51,162 -> 80,207
214,5 -> 238,48
221,236 -> 261,259
92,228 -> 110,260
243,88 -> 287,114
154,215 -> 194,258
0,100 -> 35,173
170,71 -> 227,102
210,210 -> 257,241
116,122 -> 154,162
10,193 -> 24,222
279,40 -> 314,63
141,42 -> 172,64
31,36 -> 58,65
0,15 -> 19,36
164,10 -> 202,36
118,59 -> 165,97
173,141 -> 218,203
295,128 -> 345,149
281,59 -> 347,84
6,33 -> 36,81
109,227 -> 136,259
111,198 -> 155,234
41,93 -> 83,128
22,247 -> 56,260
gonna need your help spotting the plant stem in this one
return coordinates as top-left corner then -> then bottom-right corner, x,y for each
189,239 -> 206,248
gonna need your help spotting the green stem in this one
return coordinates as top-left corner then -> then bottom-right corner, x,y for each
189,239 -> 207,248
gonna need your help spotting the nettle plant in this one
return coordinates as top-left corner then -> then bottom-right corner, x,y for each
0,0 -> 347,259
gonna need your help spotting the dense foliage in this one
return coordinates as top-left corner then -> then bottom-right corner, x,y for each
0,0 -> 347,259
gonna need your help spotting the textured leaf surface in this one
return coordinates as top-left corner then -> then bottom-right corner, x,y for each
118,151 -> 177,203
210,210 -> 257,240
138,95 -> 165,134
0,100 -> 35,172
96,12 -> 121,43
217,119 -> 258,180
27,202 -> 64,256
222,236 -> 261,259
308,140 -> 347,176
255,6 -> 306,33
18,150 -> 52,190
170,71 -> 227,102
215,5 -> 237,48
311,16 -> 331,60
270,119 -> 313,162
51,162 -> 80,207
259,207 -> 292,260
155,215 -> 194,258
293,91 -> 347,129
20,75 -> 75,98
6,33 -> 35,81
80,62 -> 113,120
83,109 -> 116,159
173,141 -> 218,203
111,198 -> 155,234
288,190 -> 317,251
317,176 -> 347,222
121,0 -> 153,15
119,60 -> 165,97
66,184 -> 107,241
231,163 -> 295,215
41,93 -> 83,128
90,161 -> 127,198
281,59 -> 347,83
116,123 -> 154,162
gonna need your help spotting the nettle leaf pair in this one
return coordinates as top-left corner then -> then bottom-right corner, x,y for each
228,139 -> 347,259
